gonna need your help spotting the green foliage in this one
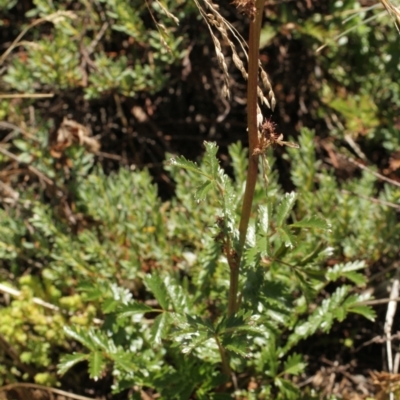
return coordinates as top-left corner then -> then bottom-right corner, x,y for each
0,117 -> 389,395
2,0 -> 400,397
2,0 -> 193,98
0,117 -> 388,395
289,128 -> 400,262
0,134 -> 376,397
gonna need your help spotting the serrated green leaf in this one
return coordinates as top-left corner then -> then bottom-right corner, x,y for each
343,271 -> 367,286
202,141 -> 219,177
186,314 -> 215,332
258,204 -> 270,236
262,336 -> 278,377
117,302 -> 154,320
87,328 -> 110,352
274,377 -> 300,400
228,141 -> 247,185
58,353 -> 88,375
292,269 -> 315,303
102,298 -> 119,313
276,226 -> 296,249
195,180 -> 214,201
225,342 -> 248,356
218,313 -> 247,332
276,192 -> 297,227
144,274 -> 169,310
283,353 -> 307,376
163,275 -> 190,314
88,351 -> 104,380
166,156 -> 199,173
173,329 -> 211,354
298,242 -> 327,266
335,306 -> 346,321
64,326 -> 95,350
341,261 -> 366,272
348,304 -> 376,321
151,312 -> 171,345
111,352 -> 136,372
290,215 -> 331,230
327,261 -> 367,285
286,286 -> 351,351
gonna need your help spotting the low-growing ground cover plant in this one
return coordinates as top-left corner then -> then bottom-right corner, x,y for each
1,0 -> 400,399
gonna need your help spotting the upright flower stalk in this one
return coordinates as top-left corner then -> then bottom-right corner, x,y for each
228,0 -> 265,317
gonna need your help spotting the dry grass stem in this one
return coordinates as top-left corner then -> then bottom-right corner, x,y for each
379,0 -> 400,31
192,0 -> 276,112
0,383 -> 96,400
0,93 -> 54,99
155,0 -> 180,25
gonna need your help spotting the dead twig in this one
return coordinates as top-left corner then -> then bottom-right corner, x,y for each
385,278 -> 399,400
0,121 -> 40,143
361,297 -> 400,306
339,154 -> 400,188
0,145 -> 54,186
0,93 -> 54,99
355,331 -> 400,352
0,383 -> 95,400
341,189 -> 400,210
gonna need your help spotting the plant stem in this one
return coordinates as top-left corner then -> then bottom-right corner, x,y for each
228,0 -> 264,318
227,248 -> 239,317
215,334 -> 231,378
238,0 -> 264,253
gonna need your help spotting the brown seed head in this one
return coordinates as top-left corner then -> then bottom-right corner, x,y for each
232,0 -> 256,19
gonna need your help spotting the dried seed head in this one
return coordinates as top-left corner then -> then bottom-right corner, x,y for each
222,84 -> 230,99
260,70 -> 270,90
262,95 -> 270,109
260,69 -> 276,111
256,105 -> 263,128
261,118 -> 277,137
232,0 -> 256,19
270,93 -> 276,111
232,52 -> 247,79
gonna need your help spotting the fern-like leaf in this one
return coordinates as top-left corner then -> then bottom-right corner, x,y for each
290,215 -> 331,230
88,351 -> 104,380
276,192 -> 297,227
58,353 -> 88,375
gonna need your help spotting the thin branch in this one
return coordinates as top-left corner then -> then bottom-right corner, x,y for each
0,145 -> 54,186
341,189 -> 400,210
384,278 -> 399,398
0,383 -> 96,400
86,21 -> 109,55
0,121 -> 40,143
361,297 -> 400,306
215,334 -> 231,378
0,93 -> 54,99
355,331 -> 400,352
340,154 -> 400,188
